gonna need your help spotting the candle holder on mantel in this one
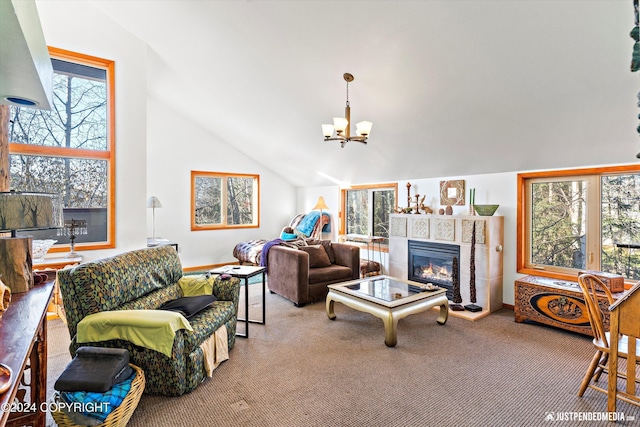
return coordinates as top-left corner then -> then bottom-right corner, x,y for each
469,188 -> 476,216
58,219 -> 87,257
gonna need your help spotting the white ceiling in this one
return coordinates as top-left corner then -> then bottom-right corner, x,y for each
87,0 -> 637,187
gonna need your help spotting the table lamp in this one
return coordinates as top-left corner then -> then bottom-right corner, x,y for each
147,196 -> 162,245
0,191 -> 62,293
312,196 -> 329,239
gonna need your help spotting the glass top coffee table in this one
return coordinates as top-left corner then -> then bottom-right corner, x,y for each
326,275 -> 449,347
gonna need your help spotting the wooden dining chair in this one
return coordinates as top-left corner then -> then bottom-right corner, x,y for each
578,274 -> 640,406
577,273 -> 616,398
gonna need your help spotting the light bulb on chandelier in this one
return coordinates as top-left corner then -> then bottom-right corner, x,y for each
321,73 -> 372,148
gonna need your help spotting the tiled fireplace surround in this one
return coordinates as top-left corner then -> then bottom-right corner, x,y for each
389,214 -> 504,320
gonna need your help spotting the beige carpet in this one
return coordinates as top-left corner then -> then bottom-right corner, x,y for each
46,283 -> 640,426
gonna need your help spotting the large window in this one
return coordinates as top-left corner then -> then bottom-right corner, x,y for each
8,48 -> 115,251
340,183 -> 397,244
191,171 -> 260,230
518,165 -> 640,283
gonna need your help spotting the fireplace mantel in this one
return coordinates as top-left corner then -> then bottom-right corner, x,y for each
388,214 -> 504,320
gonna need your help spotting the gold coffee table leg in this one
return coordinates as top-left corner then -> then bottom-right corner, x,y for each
326,295 -> 336,320
437,302 -> 449,325
383,312 -> 399,347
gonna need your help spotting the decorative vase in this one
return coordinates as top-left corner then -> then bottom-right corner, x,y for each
0,278 -> 11,317
445,205 -> 453,215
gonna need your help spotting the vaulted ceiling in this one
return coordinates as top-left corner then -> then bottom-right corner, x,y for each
89,1 -> 637,187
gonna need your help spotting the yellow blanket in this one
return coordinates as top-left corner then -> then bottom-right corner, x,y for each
77,310 -> 193,357
200,325 -> 229,376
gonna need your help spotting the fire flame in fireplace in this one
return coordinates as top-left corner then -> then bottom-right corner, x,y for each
420,263 -> 451,281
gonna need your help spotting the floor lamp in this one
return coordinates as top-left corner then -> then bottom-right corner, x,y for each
147,196 -> 162,245
312,196 -> 329,239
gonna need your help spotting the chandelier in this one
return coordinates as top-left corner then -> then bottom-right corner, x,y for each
322,73 -> 372,148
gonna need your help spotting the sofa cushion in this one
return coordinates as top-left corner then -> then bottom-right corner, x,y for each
118,283 -> 182,311
182,301 -> 236,354
306,239 -> 336,264
69,246 -> 183,316
308,265 -> 354,284
160,295 -> 217,319
179,275 -> 215,296
300,245 -> 332,268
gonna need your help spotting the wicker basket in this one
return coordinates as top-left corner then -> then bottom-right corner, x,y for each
52,364 -> 145,427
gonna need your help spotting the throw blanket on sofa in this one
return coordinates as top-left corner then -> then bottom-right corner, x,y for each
77,310 -> 193,357
296,211 -> 321,237
260,238 -> 285,269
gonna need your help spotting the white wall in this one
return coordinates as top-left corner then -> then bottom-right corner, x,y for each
37,0 -> 149,261
147,97 -> 296,268
37,1 -> 297,268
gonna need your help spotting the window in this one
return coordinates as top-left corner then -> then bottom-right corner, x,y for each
340,183 -> 397,244
191,171 -> 260,230
517,165 -> 640,283
8,48 -> 115,251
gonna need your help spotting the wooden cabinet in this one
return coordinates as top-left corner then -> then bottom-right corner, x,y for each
514,275 -> 622,336
0,276 -> 54,427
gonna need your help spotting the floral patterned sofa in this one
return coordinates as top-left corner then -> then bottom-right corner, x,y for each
57,245 -> 240,396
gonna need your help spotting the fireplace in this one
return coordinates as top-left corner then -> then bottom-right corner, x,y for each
408,240 -> 460,300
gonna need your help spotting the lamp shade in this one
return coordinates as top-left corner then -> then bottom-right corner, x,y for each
355,121 -> 372,136
312,196 -> 329,211
0,191 -> 62,232
333,117 -> 348,133
321,124 -> 334,138
146,196 -> 162,209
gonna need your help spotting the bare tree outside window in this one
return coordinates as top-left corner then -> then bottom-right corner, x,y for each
194,176 -> 222,225
8,53 -> 112,247
601,174 -> 640,280
521,168 -> 640,282
191,171 -> 259,230
344,186 -> 396,243
227,176 -> 254,225
531,180 -> 586,270
373,190 -> 394,240
346,190 -> 368,235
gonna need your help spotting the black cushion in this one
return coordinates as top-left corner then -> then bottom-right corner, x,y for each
55,346 -> 132,392
159,295 -> 217,318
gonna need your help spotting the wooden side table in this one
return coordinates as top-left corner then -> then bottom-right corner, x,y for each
0,276 -> 54,427
33,256 -> 81,320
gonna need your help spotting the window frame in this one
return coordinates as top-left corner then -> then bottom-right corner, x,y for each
8,47 -> 116,252
190,170 -> 260,231
339,182 -> 398,249
517,164 -> 640,284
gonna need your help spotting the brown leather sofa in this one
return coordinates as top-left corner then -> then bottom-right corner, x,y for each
267,241 -> 360,307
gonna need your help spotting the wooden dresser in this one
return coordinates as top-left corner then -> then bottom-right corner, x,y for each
514,275 -> 622,336
0,276 -> 54,427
